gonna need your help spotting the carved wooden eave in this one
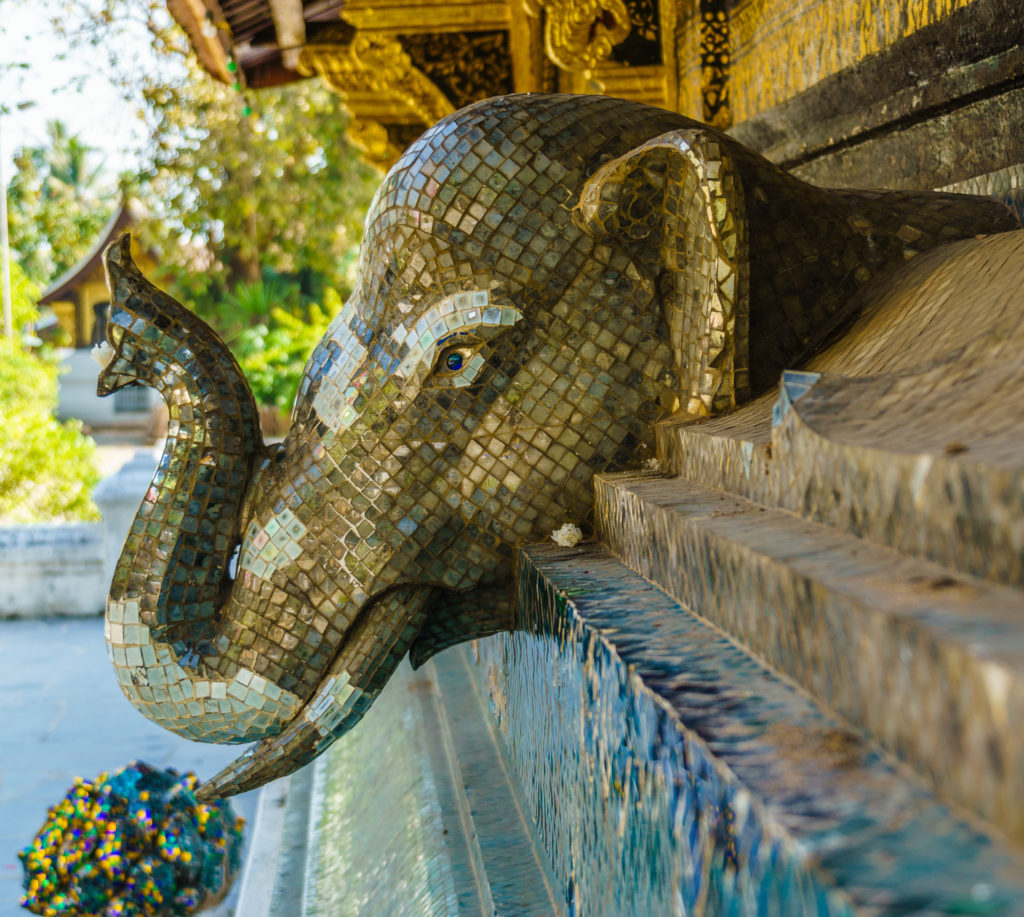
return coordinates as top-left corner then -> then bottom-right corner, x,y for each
166,0 -> 234,83
298,36 -> 456,169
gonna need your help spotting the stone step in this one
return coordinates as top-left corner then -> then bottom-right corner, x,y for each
656,231 -> 1024,589
487,541 -> 1024,915
593,471 -> 1024,846
656,369 -> 1024,590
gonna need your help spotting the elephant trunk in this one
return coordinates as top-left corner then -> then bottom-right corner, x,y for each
99,235 -> 303,744
98,237 -> 439,799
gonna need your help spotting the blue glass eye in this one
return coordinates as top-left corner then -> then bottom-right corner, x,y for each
445,351 -> 464,371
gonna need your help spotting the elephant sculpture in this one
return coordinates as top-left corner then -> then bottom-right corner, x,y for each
96,93 -> 1017,800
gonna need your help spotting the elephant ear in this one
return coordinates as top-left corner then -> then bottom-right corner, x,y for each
577,129 -> 750,417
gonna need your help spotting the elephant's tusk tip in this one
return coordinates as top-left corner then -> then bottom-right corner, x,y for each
195,768 -> 250,802
196,726 -> 322,800
195,781 -> 228,803
195,746 -> 262,801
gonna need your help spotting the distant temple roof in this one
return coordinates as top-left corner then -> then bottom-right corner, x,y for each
38,202 -> 145,305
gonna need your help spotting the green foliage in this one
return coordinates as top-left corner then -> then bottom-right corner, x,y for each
5,120 -> 114,286
197,275 -> 300,346
234,288 -> 343,412
16,0 -> 381,427
128,46 -> 380,299
8,259 -> 41,333
0,263 -> 99,521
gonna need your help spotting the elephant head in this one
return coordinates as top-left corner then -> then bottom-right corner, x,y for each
98,94 -> 1016,800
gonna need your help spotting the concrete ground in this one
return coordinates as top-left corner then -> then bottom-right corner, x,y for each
0,617 -> 257,917
89,427 -> 157,478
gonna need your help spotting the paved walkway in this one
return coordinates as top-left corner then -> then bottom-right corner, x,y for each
0,618 -> 256,917
90,428 -> 157,478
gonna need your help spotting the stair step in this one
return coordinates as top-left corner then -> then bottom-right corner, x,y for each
656,377 -> 1024,590
594,471 -> 1024,844
494,542 -> 1024,915
655,232 -> 1024,590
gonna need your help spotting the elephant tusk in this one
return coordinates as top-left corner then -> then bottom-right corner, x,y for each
195,702 -> 326,801
197,584 -> 438,799
408,584 -> 515,669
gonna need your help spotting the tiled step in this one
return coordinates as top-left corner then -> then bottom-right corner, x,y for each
484,541 -> 1024,915
594,471 -> 1024,846
656,232 -> 1024,589
656,370 -> 1024,590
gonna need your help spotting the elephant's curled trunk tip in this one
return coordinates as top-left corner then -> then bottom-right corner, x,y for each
104,231 -> 133,266
103,232 -> 135,279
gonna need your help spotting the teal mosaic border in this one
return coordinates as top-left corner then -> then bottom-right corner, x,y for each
474,542 -> 1024,915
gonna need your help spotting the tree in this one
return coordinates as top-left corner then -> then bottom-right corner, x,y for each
134,57 -> 379,297
27,0 -> 381,410
6,119 -> 114,285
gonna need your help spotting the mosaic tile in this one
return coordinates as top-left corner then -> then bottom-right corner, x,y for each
595,470 -> 1024,844
307,647 -> 564,917
475,542 -> 1024,915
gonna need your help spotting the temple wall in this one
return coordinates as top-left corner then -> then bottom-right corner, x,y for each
725,0 -> 977,124
710,0 -> 1024,194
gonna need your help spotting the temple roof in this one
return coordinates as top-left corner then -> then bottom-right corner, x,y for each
165,0 -> 674,170
166,0 -> 351,88
38,202 -> 147,304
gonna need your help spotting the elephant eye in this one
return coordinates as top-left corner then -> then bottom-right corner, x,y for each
431,343 -> 484,386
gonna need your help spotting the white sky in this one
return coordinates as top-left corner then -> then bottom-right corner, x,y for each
0,0 -> 155,182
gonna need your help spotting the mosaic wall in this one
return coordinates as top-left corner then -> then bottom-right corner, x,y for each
726,0 -> 977,124
473,543 -> 1024,915
308,646 -> 565,916
96,92 -> 1016,801
648,228 -> 1024,843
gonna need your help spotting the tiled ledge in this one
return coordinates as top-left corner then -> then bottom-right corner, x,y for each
299,644 -> 563,917
477,542 -> 1024,916
254,536 -> 1024,914
594,471 -> 1024,843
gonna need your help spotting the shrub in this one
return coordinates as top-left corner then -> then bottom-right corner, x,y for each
235,287 -> 342,413
19,761 -> 244,917
0,263 -> 100,522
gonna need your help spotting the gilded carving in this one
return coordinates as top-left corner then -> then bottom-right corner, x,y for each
298,35 -> 455,168
700,0 -> 730,126
401,31 -> 514,110
345,119 -> 404,170
527,0 -> 632,71
609,0 -> 661,66
299,34 -> 453,125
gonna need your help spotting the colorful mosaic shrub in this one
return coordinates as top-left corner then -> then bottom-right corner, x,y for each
19,762 -> 244,917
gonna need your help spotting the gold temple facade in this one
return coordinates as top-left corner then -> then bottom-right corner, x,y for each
169,1 -> 1022,202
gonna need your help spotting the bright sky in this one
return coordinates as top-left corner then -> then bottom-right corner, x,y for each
0,0 -> 157,182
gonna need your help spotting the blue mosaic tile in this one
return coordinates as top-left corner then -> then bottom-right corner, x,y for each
473,541 -> 1024,916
